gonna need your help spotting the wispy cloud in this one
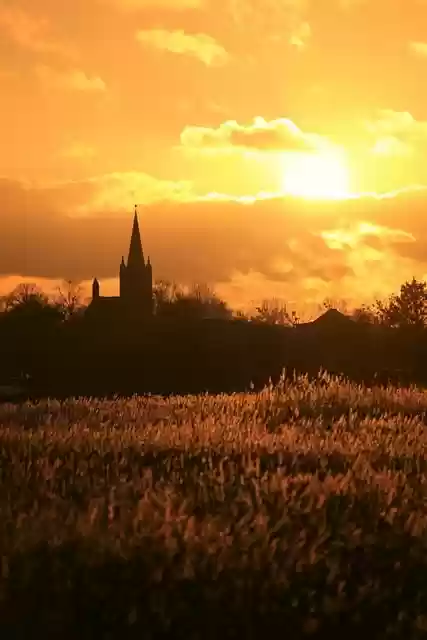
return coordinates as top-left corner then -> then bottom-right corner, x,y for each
371,136 -> 412,157
365,110 -> 427,143
409,41 -> 427,58
35,66 -> 106,92
181,117 -> 329,152
107,0 -> 204,9
2,176 -> 427,311
0,6 -> 74,58
136,29 -> 229,66
67,171 -> 195,215
289,21 -> 311,50
59,142 -> 97,160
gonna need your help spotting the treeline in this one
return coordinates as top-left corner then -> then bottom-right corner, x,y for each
3,276 -> 427,327
1,277 -> 427,397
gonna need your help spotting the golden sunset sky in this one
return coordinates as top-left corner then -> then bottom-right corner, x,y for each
2,0 -> 427,314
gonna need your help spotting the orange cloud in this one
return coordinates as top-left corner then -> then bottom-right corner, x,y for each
2,175 -> 427,312
321,221 -> 415,251
338,0 -> 368,8
0,6 -> 74,58
180,117 -> 329,152
409,41 -> 427,57
56,171 -> 195,215
364,110 -> 427,159
227,0 -> 306,37
59,142 -> 97,160
371,136 -> 411,157
136,29 -> 229,66
107,0 -> 204,9
366,110 -> 427,136
289,21 -> 311,50
35,65 -> 106,92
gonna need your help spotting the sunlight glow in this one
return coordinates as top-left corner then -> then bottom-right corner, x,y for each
281,151 -> 351,200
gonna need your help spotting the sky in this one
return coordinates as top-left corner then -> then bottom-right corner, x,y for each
2,0 -> 427,315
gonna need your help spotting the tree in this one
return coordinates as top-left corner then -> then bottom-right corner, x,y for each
252,298 -> 300,326
351,304 -> 379,325
374,277 -> 427,329
154,280 -> 232,320
185,283 -> 232,319
153,280 -> 180,313
1,283 -> 63,338
3,283 -> 50,313
233,309 -> 250,321
322,297 -> 348,315
53,280 -> 85,320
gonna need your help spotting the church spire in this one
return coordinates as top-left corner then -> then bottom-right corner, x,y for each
127,204 -> 144,267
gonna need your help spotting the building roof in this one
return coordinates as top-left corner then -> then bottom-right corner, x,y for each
86,296 -> 122,315
311,309 -> 354,326
298,308 -> 357,331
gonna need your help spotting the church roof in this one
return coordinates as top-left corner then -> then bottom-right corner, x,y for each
311,309 -> 354,326
298,309 -> 357,331
86,296 -> 122,315
92,296 -> 121,303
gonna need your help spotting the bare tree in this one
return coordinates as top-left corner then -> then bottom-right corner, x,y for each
252,298 -> 300,326
3,283 -> 49,312
54,280 -> 85,320
233,309 -> 250,321
322,297 -> 349,315
154,280 -> 232,320
351,304 -> 379,325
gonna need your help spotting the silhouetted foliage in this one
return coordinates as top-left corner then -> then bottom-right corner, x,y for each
351,304 -> 379,325
2,277 -> 427,397
2,283 -> 63,328
53,280 -> 86,320
233,309 -> 251,321
374,277 -> 427,329
154,280 -> 232,320
153,280 -> 180,312
322,297 -> 348,315
253,298 -> 300,326
3,283 -> 49,313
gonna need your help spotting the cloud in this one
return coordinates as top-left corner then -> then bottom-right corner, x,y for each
338,0 -> 368,8
366,110 -> 427,137
136,29 -> 229,66
2,175 -> 427,311
321,221 -> 415,251
59,142 -> 97,160
289,21 -> 311,50
67,172 -> 194,215
180,117 -> 329,153
227,0 -> 307,36
409,41 -> 427,57
370,135 -> 411,157
364,110 -> 427,160
35,65 -> 106,92
0,6 -> 74,58
107,0 -> 204,9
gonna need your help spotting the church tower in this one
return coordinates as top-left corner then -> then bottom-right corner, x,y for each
119,205 -> 153,315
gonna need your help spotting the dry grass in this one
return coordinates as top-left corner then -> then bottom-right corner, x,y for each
1,370 -> 427,639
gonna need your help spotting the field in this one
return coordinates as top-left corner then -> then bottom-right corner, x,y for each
2,371 -> 427,639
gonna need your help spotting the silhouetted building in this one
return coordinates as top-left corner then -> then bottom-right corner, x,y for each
86,206 -> 153,322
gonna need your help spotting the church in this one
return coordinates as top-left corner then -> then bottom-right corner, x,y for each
86,206 -> 153,321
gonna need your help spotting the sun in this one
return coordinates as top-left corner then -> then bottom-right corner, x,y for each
281,151 -> 351,200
